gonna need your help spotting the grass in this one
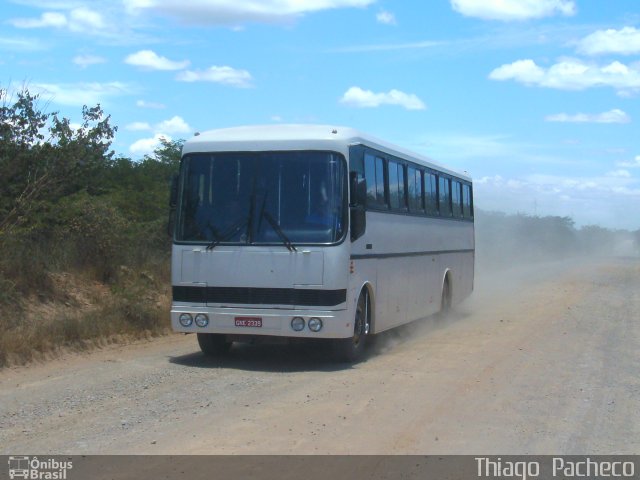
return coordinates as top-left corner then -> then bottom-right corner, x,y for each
0,236 -> 172,367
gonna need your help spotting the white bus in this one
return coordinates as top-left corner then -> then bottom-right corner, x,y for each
169,125 -> 474,361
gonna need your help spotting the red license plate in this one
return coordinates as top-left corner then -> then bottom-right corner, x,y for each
234,317 -> 262,328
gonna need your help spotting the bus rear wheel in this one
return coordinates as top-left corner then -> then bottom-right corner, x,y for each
197,333 -> 231,357
334,290 -> 369,362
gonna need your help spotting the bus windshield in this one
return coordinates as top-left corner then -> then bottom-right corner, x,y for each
176,151 -> 347,245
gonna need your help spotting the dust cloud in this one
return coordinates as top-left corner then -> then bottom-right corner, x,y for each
370,209 -> 640,356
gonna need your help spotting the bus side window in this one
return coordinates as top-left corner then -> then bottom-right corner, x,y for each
364,152 -> 386,208
376,157 -> 386,207
398,163 -> 406,209
439,176 -> 452,217
452,180 -> 462,218
424,172 -> 437,215
408,166 -> 423,212
388,160 -> 399,208
364,153 -> 377,206
463,183 -> 474,219
388,160 -> 406,210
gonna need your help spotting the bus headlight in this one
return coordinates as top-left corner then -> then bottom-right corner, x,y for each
308,317 -> 323,332
179,313 -> 193,327
195,313 -> 209,328
291,317 -> 305,331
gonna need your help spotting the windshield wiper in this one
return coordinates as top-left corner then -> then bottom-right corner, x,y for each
206,218 -> 247,250
260,210 -> 297,252
203,222 -> 221,244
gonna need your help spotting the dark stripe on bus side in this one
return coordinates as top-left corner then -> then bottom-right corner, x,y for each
350,249 -> 474,260
172,286 -> 347,307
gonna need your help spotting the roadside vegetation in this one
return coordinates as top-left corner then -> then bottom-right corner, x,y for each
0,87 -> 639,367
0,87 -> 181,366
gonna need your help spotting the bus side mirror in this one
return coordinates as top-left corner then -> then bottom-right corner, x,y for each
349,172 -> 366,242
168,174 -> 179,237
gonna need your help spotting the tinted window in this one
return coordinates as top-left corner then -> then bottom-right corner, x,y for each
439,176 -> 451,217
389,161 -> 406,209
408,167 -> 423,212
425,172 -> 438,215
452,180 -> 462,218
177,151 -> 346,244
463,183 -> 474,219
398,163 -> 406,209
364,153 -> 386,208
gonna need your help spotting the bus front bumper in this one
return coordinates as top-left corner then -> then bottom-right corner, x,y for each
171,305 -> 353,339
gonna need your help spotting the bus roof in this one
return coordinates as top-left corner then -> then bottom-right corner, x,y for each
182,124 -> 471,181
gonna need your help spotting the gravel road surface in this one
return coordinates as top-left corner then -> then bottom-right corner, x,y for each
1,257 -> 638,454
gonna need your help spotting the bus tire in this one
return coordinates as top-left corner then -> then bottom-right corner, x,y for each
334,290 -> 369,362
197,333 -> 231,356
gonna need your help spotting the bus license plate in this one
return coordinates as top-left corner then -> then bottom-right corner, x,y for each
235,317 -> 262,328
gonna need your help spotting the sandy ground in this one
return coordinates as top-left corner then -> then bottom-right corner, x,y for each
1,257 -> 639,455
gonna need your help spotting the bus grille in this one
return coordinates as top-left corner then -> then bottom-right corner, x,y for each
172,286 -> 347,307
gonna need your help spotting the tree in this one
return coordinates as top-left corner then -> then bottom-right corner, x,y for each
0,87 -> 116,234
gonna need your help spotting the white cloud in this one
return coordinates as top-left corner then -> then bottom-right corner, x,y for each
0,36 -> 45,51
125,50 -> 190,71
128,116 -> 192,155
450,0 -> 575,21
376,10 -> 397,25
10,11 -> 67,28
124,0 -> 374,25
332,40 -> 445,53
489,58 -> 640,93
617,156 -> 640,168
340,86 -> 426,110
136,99 -> 166,109
7,4 -> 155,44
577,27 -> 640,56
545,109 -> 631,124
606,169 -> 631,178
29,81 -> 133,106
126,122 -> 152,131
420,133 -> 523,160
475,172 -> 640,229
176,66 -> 253,88
69,7 -> 106,31
9,8 -> 108,34
156,116 -> 191,134
73,54 -> 106,68
489,59 -> 545,83
130,133 -> 172,156
525,173 -> 638,193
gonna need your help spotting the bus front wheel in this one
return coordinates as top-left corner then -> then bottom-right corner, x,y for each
197,333 -> 231,357
334,290 -> 369,362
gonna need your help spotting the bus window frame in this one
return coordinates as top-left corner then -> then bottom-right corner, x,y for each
174,150 -> 351,247
359,145 -> 473,223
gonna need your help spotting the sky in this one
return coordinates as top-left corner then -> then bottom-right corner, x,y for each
1,0 -> 640,230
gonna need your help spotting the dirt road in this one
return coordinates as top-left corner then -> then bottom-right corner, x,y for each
1,257 -> 639,454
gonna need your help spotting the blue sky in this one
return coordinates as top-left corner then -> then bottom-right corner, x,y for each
2,0 -> 639,229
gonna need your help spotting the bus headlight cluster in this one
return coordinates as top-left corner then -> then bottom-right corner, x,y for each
179,313 -> 193,327
291,317 -> 305,331
290,316 -> 323,332
308,317 -> 323,332
195,313 -> 209,327
179,313 -> 209,328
